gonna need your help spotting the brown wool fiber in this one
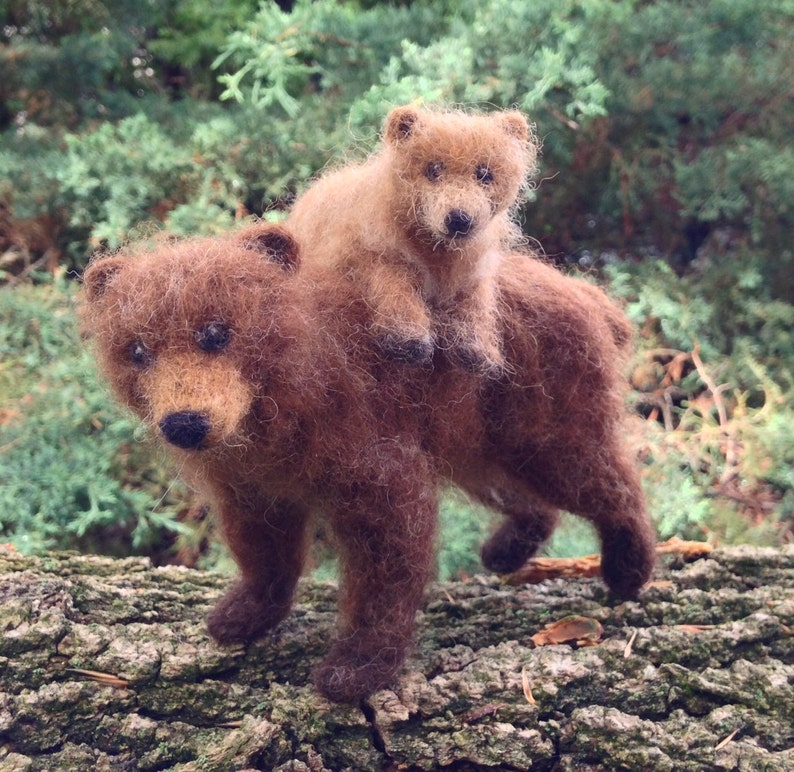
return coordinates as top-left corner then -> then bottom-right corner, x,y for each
288,105 -> 538,375
83,228 -> 655,704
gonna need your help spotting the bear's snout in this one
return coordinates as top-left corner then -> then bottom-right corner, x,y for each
444,209 -> 474,238
159,410 -> 211,450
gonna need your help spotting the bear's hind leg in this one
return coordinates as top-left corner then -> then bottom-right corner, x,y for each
458,472 -> 559,574
505,439 -> 656,598
207,494 -> 309,645
480,502 -> 559,575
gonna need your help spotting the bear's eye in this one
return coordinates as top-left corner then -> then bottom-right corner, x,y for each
196,321 -> 231,353
475,165 -> 494,185
425,161 -> 444,182
129,340 -> 154,367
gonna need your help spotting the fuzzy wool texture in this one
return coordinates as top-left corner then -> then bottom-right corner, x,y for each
82,221 -> 655,704
288,105 -> 539,374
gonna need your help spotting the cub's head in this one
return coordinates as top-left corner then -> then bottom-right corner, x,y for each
82,224 -> 304,452
383,105 -> 537,248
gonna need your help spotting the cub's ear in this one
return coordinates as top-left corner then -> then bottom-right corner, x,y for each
498,111 -> 529,142
240,224 -> 300,272
83,257 -> 126,301
384,105 -> 422,144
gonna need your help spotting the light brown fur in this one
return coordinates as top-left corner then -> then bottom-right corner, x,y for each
82,223 -> 655,704
288,105 -> 537,374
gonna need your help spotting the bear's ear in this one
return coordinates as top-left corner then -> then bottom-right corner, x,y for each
498,111 -> 529,142
83,257 -> 126,301
240,224 -> 300,272
384,105 -> 422,145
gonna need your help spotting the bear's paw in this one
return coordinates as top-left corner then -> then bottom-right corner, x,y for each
313,642 -> 406,704
206,581 -> 291,645
600,523 -> 657,599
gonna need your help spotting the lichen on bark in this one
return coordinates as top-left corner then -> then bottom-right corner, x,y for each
0,545 -> 792,771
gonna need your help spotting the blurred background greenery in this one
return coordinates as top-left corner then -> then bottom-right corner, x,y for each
1,0 -> 791,578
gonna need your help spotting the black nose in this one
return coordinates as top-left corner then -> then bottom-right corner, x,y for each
444,209 -> 473,237
159,411 -> 211,449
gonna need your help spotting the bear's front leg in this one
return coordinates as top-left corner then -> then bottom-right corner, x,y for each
207,493 -> 309,645
314,448 -> 438,703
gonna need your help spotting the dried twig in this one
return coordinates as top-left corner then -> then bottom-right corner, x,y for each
691,346 -> 740,484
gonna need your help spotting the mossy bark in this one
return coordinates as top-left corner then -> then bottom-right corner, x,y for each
1,545 -> 792,771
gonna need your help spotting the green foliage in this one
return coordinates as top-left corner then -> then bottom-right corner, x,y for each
1,0 -> 792,572
56,114 -> 195,248
147,0 -> 260,98
606,254 -> 794,546
0,279 -> 188,555
1,1 -> 163,126
3,0 -> 792,279
607,252 -> 794,385
215,0 -> 447,117
542,514 -> 599,559
436,491 -> 495,581
208,0 -> 794,304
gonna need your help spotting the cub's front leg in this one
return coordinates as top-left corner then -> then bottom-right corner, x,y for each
363,259 -> 435,365
207,492 -> 310,644
437,275 -> 504,377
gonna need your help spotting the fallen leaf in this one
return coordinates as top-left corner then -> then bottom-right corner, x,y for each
714,728 -> 740,750
506,555 -> 601,585
65,668 -> 129,689
655,537 -> 713,558
530,615 -> 603,647
624,628 -> 639,658
507,538 -> 712,586
675,624 -> 716,634
521,667 -> 536,705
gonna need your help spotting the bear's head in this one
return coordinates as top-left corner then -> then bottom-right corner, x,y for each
383,106 -> 536,249
82,224 -> 307,453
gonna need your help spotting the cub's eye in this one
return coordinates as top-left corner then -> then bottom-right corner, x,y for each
475,165 -> 494,185
425,161 -> 444,181
196,321 -> 231,353
129,340 -> 153,367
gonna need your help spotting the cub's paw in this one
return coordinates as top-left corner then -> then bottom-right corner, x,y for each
447,342 -> 505,378
600,523 -> 657,599
438,323 -> 505,378
206,581 -> 290,645
378,332 -> 434,365
313,644 -> 406,704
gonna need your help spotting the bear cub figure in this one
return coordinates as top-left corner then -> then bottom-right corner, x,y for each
288,104 -> 537,374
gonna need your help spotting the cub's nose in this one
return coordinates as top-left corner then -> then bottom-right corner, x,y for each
444,209 -> 473,238
159,411 -> 211,449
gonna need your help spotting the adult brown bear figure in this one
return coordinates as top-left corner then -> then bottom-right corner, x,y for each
288,105 -> 537,376
82,223 -> 655,704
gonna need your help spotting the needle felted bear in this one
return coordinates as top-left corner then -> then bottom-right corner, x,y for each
288,104 -> 537,375
82,222 -> 655,704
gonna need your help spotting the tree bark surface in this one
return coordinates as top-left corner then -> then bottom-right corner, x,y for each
0,544 -> 792,771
